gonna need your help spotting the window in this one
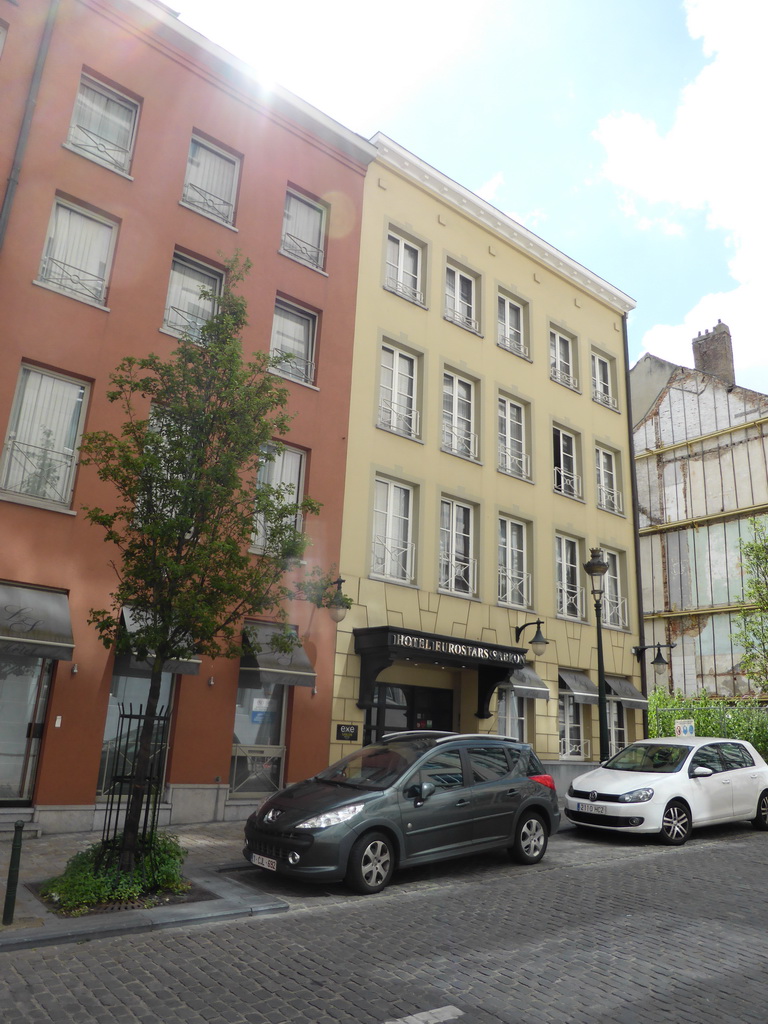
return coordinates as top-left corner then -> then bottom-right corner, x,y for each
442,372 -> 477,459
38,199 -> 115,304
252,444 -> 305,551
0,366 -> 88,507
181,136 -> 238,225
269,301 -> 317,385
556,534 -> 583,619
498,516 -> 529,607
67,75 -> 138,173
372,478 -> 415,582
559,687 -> 585,758
385,232 -> 424,304
163,255 -> 221,339
497,293 -> 527,357
414,748 -> 465,790
596,446 -> 623,514
445,263 -> 479,331
378,344 -> 419,438
468,745 -> 510,783
498,396 -> 529,479
553,426 -> 581,498
497,687 -> 527,742
602,549 -> 627,629
607,700 -> 625,757
439,498 -> 476,595
550,330 -> 578,389
280,191 -> 326,269
592,352 -> 617,409
0,22 -> 8,60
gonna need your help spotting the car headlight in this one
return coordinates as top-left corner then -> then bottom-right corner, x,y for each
296,803 -> 365,829
618,788 -> 654,803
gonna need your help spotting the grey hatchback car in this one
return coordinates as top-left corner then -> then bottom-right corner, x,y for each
243,731 -> 560,893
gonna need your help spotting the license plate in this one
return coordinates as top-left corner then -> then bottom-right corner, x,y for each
577,802 -> 606,814
250,853 -> 277,871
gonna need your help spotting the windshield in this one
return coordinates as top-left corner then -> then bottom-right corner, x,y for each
604,743 -> 690,774
315,738 -> 438,790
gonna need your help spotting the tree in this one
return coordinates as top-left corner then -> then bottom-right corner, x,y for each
733,516 -> 768,694
80,255 -> 321,871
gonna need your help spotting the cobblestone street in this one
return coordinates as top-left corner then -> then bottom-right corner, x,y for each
2,821 -> 767,1023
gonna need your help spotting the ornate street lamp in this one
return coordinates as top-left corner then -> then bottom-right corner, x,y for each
514,619 -> 549,656
633,642 -> 676,676
583,547 -> 610,762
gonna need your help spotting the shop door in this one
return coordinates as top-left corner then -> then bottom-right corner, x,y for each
230,681 -> 286,798
0,656 -> 53,802
366,684 -> 453,744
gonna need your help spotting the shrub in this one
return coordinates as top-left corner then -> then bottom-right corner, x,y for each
648,687 -> 768,760
40,831 -> 189,916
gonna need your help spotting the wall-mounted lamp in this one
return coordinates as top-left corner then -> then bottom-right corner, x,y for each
514,619 -> 549,657
207,676 -> 215,687
633,642 -> 676,676
71,663 -> 78,675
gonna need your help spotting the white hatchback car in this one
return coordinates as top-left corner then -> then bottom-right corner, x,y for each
564,737 -> 768,845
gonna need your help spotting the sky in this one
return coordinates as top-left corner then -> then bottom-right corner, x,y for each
171,0 -> 767,391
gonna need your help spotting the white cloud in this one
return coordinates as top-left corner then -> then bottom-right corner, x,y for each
596,0 -> 768,386
476,172 -> 505,203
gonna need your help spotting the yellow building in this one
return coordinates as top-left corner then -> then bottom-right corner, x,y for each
332,135 -> 642,789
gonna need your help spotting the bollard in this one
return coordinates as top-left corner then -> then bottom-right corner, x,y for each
2,821 -> 25,926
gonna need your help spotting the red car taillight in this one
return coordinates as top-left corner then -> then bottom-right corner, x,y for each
529,774 -> 556,790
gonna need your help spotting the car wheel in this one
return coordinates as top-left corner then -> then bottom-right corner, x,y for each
752,790 -> 768,830
510,812 -> 548,864
659,800 -> 692,845
345,832 -> 394,894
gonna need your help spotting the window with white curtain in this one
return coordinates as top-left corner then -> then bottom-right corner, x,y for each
497,293 -> 527,357
280,191 -> 326,269
372,478 -> 415,582
550,329 -> 578,389
378,344 -> 419,438
602,549 -> 628,629
442,372 -> 477,459
181,137 -> 239,225
556,533 -> 583,619
445,263 -> 479,331
163,255 -> 221,339
498,395 -> 529,479
67,75 -> 139,173
498,516 -> 529,607
0,366 -> 88,507
497,687 -> 528,742
553,425 -> 581,498
385,232 -> 424,303
592,352 -> 617,409
439,497 -> 476,595
252,445 -> 305,551
38,200 -> 115,304
596,446 -> 623,514
269,301 -> 317,384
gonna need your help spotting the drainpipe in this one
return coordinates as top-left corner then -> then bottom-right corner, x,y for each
623,313 -> 650,731
0,0 -> 60,252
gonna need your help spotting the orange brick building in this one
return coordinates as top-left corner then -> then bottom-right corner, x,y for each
0,0 -> 374,832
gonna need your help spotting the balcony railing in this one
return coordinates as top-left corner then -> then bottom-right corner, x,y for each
164,305 -> 212,340
442,423 -> 478,459
602,594 -> 628,629
593,386 -> 618,410
498,444 -> 530,479
40,256 -> 106,302
444,305 -> 479,332
439,555 -> 477,595
560,737 -> 590,759
557,583 -> 585,619
385,273 -> 424,305
497,328 -> 528,358
597,485 -> 623,514
550,365 -> 578,390
182,181 -> 234,224
67,123 -> 131,172
378,398 -> 420,439
371,536 -> 415,582
498,568 -> 531,608
1,438 -> 76,505
554,467 -> 582,498
272,348 -> 315,385
281,232 -> 324,269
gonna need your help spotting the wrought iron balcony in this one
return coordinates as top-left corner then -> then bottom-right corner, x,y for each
182,181 -> 234,224
597,485 -> 623,514
1,437 -> 76,504
550,365 -> 578,390
498,444 -> 530,479
377,398 -> 420,439
384,273 -> 424,305
438,555 -> 477,595
497,568 -> 531,608
442,423 -> 478,460
272,349 -> 315,385
497,327 -> 528,358
556,583 -> 585,620
40,256 -> 106,302
67,123 -> 131,172
554,467 -> 582,498
444,304 -> 479,332
281,232 -> 324,269
371,536 -> 415,582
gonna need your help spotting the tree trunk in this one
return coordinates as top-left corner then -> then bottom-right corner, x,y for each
119,657 -> 164,873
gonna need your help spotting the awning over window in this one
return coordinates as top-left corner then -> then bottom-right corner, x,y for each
559,669 -> 599,705
509,665 -> 550,700
120,607 -> 201,675
241,622 -> 315,688
0,583 -> 74,660
605,675 -> 648,710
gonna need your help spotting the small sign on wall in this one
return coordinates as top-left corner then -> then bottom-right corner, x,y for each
336,723 -> 359,743
675,719 -> 695,737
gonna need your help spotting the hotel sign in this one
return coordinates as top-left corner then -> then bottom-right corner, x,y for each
386,630 -> 526,668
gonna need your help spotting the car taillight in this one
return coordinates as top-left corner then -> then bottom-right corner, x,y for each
529,774 -> 556,790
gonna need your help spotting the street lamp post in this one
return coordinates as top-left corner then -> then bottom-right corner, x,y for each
583,547 -> 610,763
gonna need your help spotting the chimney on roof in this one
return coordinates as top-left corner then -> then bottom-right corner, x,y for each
692,321 -> 735,386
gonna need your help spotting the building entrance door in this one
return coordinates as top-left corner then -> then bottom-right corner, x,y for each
0,656 -> 53,802
365,684 -> 453,744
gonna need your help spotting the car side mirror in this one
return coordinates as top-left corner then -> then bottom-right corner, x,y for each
407,782 -> 436,806
691,765 -> 713,778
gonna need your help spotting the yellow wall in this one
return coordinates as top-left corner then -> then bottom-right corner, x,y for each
329,137 -> 641,766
